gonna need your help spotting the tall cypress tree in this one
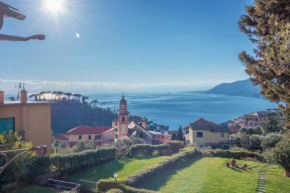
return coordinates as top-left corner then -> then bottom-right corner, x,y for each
177,126 -> 183,141
238,0 -> 290,127
171,133 -> 177,140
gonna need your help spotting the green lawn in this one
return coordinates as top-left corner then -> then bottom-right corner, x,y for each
66,155 -> 169,187
137,157 -> 290,193
8,186 -> 56,193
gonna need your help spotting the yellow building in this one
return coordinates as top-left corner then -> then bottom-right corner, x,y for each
0,90 -> 52,154
188,118 -> 230,148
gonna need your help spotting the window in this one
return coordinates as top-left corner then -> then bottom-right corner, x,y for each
115,128 -> 118,132
161,135 -> 164,139
221,133 -> 225,138
95,135 -> 101,140
115,134 -> 118,138
88,135 -> 91,140
250,123 -> 252,126
79,135 -> 82,140
0,118 -> 15,134
115,122 -> 117,126
196,132 -> 203,138
255,123 -> 257,126
122,117 -> 125,123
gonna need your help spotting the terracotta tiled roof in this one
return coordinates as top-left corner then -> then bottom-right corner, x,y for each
183,126 -> 190,131
193,118 -> 216,125
66,126 -> 112,135
53,133 -> 68,140
229,126 -> 239,132
129,116 -> 146,123
190,118 -> 230,132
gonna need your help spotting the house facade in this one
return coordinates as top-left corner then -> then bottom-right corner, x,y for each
188,118 -> 230,148
0,90 -> 52,154
149,131 -> 170,144
66,126 -> 114,146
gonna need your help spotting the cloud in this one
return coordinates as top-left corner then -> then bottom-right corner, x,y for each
0,79 -> 231,94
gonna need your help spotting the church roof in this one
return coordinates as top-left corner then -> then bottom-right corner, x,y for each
120,96 -> 127,105
129,116 -> 146,123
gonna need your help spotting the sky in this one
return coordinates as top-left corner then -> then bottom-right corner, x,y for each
0,0 -> 255,94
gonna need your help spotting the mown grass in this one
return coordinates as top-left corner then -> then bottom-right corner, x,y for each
265,165 -> 290,193
66,155 -> 168,187
8,185 -> 56,193
137,157 -> 271,193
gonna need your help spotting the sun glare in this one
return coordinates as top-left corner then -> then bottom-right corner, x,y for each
44,0 -> 64,12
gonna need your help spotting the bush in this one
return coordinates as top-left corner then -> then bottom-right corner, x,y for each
206,149 -> 264,161
106,189 -> 123,193
50,147 -> 116,171
96,179 -> 157,193
165,140 -> 184,153
260,133 -> 282,149
128,149 -> 200,186
264,132 -> 290,172
129,144 -> 169,157
28,156 -> 51,177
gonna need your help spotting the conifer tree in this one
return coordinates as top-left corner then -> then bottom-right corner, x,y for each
171,133 -> 177,140
238,0 -> 290,127
177,126 -> 183,141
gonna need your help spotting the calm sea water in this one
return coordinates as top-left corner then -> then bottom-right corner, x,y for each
87,93 -> 277,130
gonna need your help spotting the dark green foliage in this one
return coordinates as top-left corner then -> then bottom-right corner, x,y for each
165,140 -> 184,153
238,0 -> 290,126
170,133 -> 177,140
176,126 -> 183,141
264,132 -> 290,171
262,112 -> 283,134
96,179 -> 158,193
27,157 -> 51,177
234,134 -> 262,151
128,150 -> 200,186
260,133 -> 282,149
129,144 -> 169,157
207,149 -> 264,161
50,147 -> 116,171
51,99 -> 117,135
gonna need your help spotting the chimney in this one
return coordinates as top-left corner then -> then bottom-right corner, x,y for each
0,91 -> 4,104
21,90 -> 27,104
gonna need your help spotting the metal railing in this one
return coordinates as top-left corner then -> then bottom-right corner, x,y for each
48,179 -> 80,193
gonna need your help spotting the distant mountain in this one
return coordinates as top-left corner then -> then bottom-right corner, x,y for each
206,79 -> 262,98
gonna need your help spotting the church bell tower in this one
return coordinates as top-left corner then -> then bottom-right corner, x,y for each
117,94 -> 128,138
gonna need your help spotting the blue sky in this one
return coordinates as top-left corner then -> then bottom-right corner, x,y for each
0,0 -> 254,94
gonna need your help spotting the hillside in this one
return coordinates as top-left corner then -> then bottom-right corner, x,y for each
206,79 -> 262,98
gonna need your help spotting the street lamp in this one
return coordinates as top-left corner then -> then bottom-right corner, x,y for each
0,1 -> 45,41
0,145 -> 47,176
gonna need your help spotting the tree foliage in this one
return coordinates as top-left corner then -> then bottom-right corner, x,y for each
51,99 -> 117,135
238,0 -> 290,126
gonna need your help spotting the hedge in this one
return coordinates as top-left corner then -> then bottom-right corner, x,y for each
165,140 -> 184,153
129,144 -> 169,157
96,179 -> 158,193
206,149 -> 264,161
128,149 -> 201,186
28,147 -> 116,177
106,189 -> 124,193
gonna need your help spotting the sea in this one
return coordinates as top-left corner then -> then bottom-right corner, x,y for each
86,92 -> 278,130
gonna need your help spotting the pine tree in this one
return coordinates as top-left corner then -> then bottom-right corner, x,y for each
238,0 -> 290,127
139,132 -> 144,139
176,126 -> 183,141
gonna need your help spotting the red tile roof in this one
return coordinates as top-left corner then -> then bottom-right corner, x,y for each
229,126 -> 239,133
53,133 -> 68,141
183,126 -> 190,131
66,126 -> 112,135
193,118 -> 216,125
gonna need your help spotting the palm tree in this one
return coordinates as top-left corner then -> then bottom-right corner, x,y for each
72,93 -> 82,101
63,92 -> 72,100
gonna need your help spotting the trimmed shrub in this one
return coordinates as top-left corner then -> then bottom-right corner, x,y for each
128,149 -> 200,186
96,179 -> 157,193
106,189 -> 124,193
206,149 -> 264,161
50,147 -> 116,171
165,140 -> 184,153
27,156 -> 51,177
129,144 -> 169,157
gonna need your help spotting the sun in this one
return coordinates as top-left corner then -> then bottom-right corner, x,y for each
44,0 -> 64,13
